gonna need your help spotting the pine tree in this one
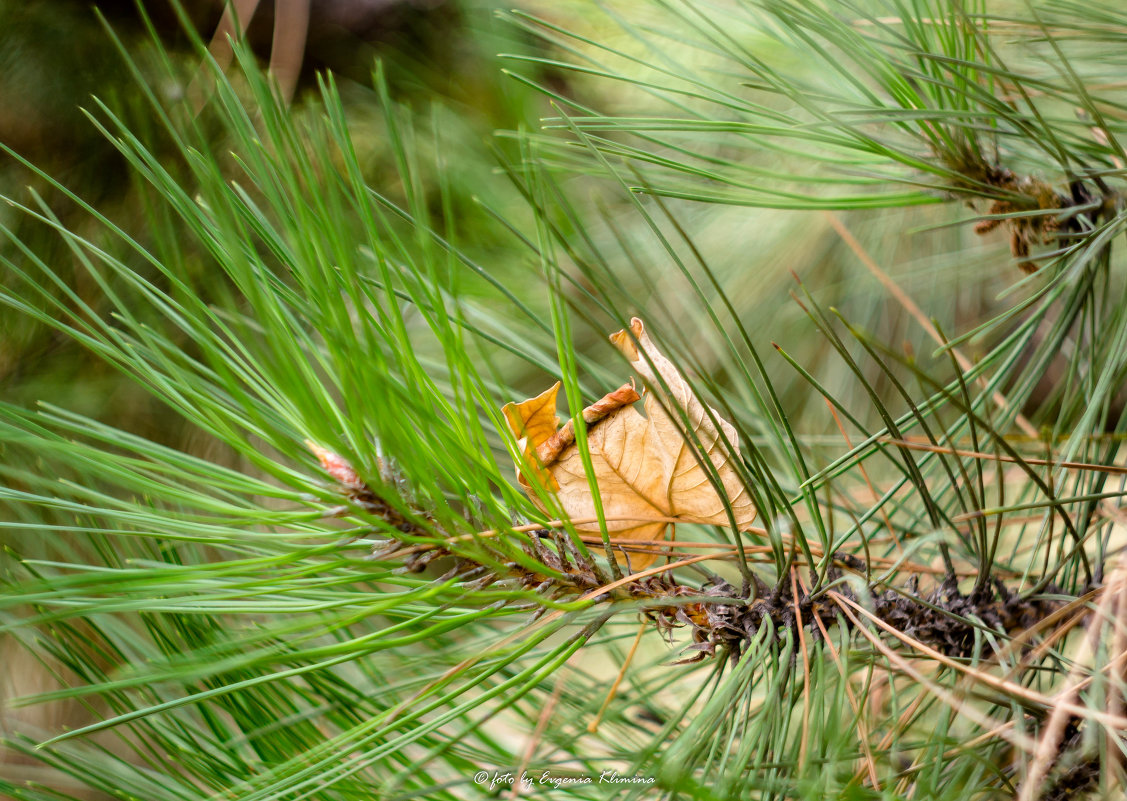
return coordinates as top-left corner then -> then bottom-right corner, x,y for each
4,1 -> 1127,799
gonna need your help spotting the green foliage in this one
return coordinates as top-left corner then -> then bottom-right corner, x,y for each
3,1 -> 1127,799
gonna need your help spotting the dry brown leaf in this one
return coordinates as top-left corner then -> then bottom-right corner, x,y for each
502,318 -> 757,569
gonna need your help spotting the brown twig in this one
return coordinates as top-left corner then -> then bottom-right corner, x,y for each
588,620 -> 647,734
809,597 -> 882,788
833,594 -> 1042,755
827,399 -> 901,553
509,665 -> 570,798
535,381 -> 640,466
1018,550 -> 1127,800
879,437 -> 1127,477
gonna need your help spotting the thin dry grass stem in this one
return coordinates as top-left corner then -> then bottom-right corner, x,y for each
827,399 -> 902,553
954,507 -> 1079,525
791,571 -> 813,771
587,620 -> 647,735
1020,607 -> 1091,664
582,553 -> 727,595
566,534 -> 944,575
999,523 -> 1080,565
853,676 -> 932,786
809,603 -> 882,788
423,518 -> 953,574
1106,588 -> 1127,791
884,602 -> 1096,787
830,592 -> 1127,730
998,591 -> 1101,682
1097,499 -> 1127,532
509,665 -> 571,799
583,537 -> 767,552
463,517 -> 769,543
375,517 -> 989,578
1018,551 -> 1127,800
943,718 -> 1019,759
1088,120 -> 1124,170
381,551 -> 728,728
880,438 -> 1127,477
821,211 -> 1039,439
832,596 -> 1042,756
378,516 -> 766,561
980,513 -> 1080,530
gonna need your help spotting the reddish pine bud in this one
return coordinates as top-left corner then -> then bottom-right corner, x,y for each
305,440 -> 365,490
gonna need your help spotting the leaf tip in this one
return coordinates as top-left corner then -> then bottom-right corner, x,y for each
609,317 -> 645,361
